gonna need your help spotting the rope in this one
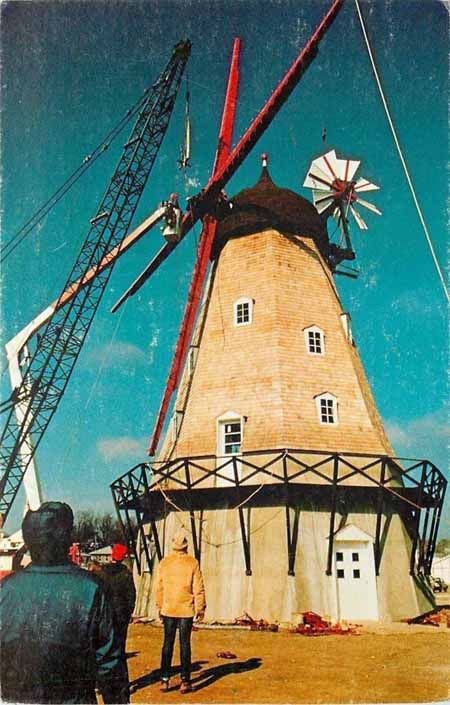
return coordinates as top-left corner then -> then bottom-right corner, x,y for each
156,472 -> 267,514
1,90 -> 149,264
155,475 -> 278,549
354,0 -> 449,303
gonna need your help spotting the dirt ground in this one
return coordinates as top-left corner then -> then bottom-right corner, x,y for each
126,620 -> 450,704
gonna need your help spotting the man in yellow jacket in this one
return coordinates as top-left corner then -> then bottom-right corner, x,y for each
156,532 -> 206,694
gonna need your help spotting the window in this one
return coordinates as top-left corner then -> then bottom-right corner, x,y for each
222,421 -> 242,455
304,325 -> 325,355
352,552 -> 359,562
340,312 -> 354,345
188,346 -> 198,375
217,412 -> 244,456
315,393 -> 338,425
217,412 -> 244,486
336,552 -> 343,562
353,569 -> 361,579
337,569 -> 345,579
234,297 -> 253,326
171,410 -> 184,442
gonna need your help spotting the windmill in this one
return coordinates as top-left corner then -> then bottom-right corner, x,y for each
109,6 -> 446,624
303,149 -> 381,268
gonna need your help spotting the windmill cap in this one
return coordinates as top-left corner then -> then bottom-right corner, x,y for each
22,502 -> 73,547
112,543 -> 129,561
172,532 -> 188,552
213,161 -> 328,259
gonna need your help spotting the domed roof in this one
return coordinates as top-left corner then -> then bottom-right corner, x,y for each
212,166 -> 329,259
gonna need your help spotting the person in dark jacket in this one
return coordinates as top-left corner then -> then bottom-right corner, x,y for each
102,543 -> 136,656
0,502 -> 129,704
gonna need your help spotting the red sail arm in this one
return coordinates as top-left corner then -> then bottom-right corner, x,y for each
148,39 -> 241,455
116,0 -> 345,301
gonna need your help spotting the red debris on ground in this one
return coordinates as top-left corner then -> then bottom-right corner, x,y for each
216,651 -> 237,659
406,605 -> 450,628
291,611 -> 360,636
234,611 -> 279,632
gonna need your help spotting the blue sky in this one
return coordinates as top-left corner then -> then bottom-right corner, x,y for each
1,0 -> 448,536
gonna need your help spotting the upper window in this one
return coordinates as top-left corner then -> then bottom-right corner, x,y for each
315,392 -> 338,425
171,410 -> 184,442
221,421 -> 242,455
340,313 -> 354,345
304,325 -> 325,355
217,411 -> 243,456
234,297 -> 253,326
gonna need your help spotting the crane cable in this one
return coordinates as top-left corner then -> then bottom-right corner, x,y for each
354,0 -> 449,303
0,89 -> 150,264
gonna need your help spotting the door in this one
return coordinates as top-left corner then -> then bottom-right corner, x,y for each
334,539 -> 378,620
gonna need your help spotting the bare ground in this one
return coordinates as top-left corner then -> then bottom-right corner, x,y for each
126,621 -> 450,704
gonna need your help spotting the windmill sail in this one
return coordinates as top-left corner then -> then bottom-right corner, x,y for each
304,148 -> 381,235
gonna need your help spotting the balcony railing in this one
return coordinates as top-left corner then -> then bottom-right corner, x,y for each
111,448 -> 447,578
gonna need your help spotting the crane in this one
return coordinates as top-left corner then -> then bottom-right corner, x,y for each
0,39 -> 191,523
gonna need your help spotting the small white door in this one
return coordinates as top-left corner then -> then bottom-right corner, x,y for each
334,539 -> 378,620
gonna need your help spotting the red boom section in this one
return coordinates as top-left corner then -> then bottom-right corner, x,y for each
148,39 -> 241,455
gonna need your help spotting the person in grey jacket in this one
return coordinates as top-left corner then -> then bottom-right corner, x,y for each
0,502 -> 129,704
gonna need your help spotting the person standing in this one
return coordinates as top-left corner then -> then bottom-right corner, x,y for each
0,502 -> 129,704
102,543 -> 136,657
156,532 -> 206,694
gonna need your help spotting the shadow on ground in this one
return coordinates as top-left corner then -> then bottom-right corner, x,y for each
130,657 -> 262,694
191,658 -> 262,692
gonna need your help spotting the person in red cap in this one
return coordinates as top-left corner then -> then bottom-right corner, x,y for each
102,543 -> 136,658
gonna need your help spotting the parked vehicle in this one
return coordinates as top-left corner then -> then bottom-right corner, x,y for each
431,576 -> 448,593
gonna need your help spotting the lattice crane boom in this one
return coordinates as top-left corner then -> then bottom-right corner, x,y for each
0,40 -> 191,521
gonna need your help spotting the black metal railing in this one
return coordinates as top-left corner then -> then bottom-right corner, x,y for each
111,448 -> 446,577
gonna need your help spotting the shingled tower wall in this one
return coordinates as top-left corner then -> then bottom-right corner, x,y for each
136,166 -> 433,622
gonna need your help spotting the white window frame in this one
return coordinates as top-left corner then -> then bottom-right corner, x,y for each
315,392 -> 338,425
216,411 -> 244,486
340,313 -> 353,345
234,297 -> 253,327
304,325 -> 325,355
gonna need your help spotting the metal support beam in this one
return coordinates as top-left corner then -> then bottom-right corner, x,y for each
128,474 -> 149,575
149,518 -> 163,562
233,456 -> 251,575
326,454 -> 339,576
374,458 -> 386,575
425,470 -> 446,574
185,460 -> 200,562
283,452 -> 300,575
286,506 -> 300,576
410,463 -> 426,576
